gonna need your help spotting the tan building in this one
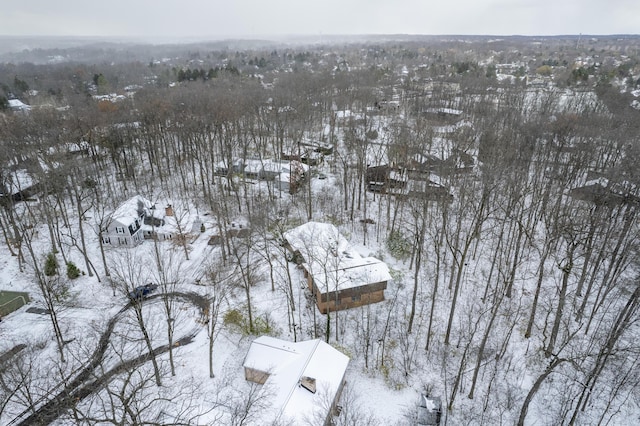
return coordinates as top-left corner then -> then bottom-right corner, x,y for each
283,222 -> 392,313
243,336 -> 349,425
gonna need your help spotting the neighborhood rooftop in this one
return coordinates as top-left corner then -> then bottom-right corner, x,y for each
243,336 -> 349,424
283,221 -> 392,292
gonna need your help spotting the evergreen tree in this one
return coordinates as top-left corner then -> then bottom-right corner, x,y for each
44,253 -> 58,277
66,261 -> 81,279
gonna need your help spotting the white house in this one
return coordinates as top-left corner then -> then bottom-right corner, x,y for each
8,99 -> 31,112
243,336 -> 349,425
103,197 -> 196,247
102,196 -> 151,247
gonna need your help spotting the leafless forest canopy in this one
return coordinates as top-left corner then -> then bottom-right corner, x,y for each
1,35 -> 640,425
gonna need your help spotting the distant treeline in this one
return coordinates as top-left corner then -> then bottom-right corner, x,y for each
175,65 -> 240,82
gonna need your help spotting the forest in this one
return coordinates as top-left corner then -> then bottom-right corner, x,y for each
0,35 -> 639,425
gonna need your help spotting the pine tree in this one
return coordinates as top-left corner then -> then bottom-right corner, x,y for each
44,253 -> 58,277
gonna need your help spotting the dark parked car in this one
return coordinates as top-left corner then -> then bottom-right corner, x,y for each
128,283 -> 158,301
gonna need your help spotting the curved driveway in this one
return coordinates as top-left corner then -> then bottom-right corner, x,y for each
13,292 -> 209,426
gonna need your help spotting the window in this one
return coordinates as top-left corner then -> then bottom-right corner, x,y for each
102,237 -> 111,244
116,226 -> 125,234
351,295 -> 361,302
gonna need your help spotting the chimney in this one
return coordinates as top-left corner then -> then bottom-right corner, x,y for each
300,376 -> 316,394
136,199 -> 145,218
165,204 -> 174,217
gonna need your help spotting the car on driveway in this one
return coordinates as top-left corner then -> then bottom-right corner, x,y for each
128,283 -> 158,301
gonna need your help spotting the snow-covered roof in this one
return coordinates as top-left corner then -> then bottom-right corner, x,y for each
111,195 -> 152,226
93,93 -> 126,102
243,336 -> 349,424
262,159 -> 309,175
283,222 -> 392,292
284,222 -> 350,263
8,99 -> 31,111
0,169 -> 36,196
424,107 -> 463,116
313,256 -> 391,292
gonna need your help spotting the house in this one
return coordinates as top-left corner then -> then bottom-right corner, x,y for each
417,394 -> 442,425
142,204 -> 177,241
366,165 -> 452,201
406,147 -> 474,177
283,222 -> 391,313
214,159 -> 245,176
243,336 -> 349,425
103,197 -> 189,247
0,168 -> 40,203
569,172 -> 640,207
281,148 -> 323,166
7,99 -> 31,112
300,141 -> 333,156
366,165 -> 408,193
405,176 -> 454,202
374,99 -> 400,112
219,158 -> 310,194
102,196 -> 150,246
259,159 -> 309,193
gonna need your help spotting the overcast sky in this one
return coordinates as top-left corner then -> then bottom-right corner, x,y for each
1,0 -> 638,39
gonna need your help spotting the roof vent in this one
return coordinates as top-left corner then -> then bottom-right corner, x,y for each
300,376 -> 317,394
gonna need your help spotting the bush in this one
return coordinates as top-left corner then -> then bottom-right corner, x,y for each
66,262 -> 81,279
44,253 -> 58,276
386,231 -> 412,260
223,309 -> 246,330
252,315 -> 274,335
223,309 -> 278,336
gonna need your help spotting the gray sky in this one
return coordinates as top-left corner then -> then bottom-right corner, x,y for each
1,0 -> 638,39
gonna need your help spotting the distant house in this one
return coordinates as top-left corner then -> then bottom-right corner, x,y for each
417,394 -> 442,425
216,158 -> 309,194
366,164 -> 452,201
281,148 -> 323,166
569,172 -> 640,207
366,165 -> 407,193
374,99 -> 400,112
243,336 -> 349,425
406,148 -> 474,177
283,222 -> 391,313
0,168 -> 40,202
300,141 -> 333,156
7,99 -> 31,112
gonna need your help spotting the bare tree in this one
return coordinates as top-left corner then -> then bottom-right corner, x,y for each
109,251 -> 163,387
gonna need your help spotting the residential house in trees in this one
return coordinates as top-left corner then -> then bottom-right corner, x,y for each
0,168 -> 40,202
7,99 -> 31,113
102,195 -> 150,246
417,394 -> 442,425
283,222 -> 392,313
243,336 -> 349,425
102,196 -> 187,247
569,171 -> 640,207
216,158 -> 310,194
